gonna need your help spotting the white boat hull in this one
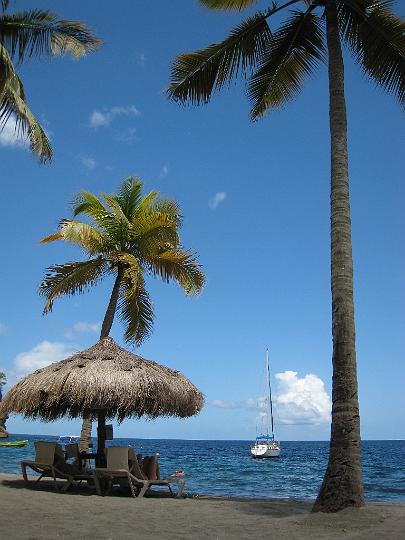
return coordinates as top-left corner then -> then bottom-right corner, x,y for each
251,442 -> 281,458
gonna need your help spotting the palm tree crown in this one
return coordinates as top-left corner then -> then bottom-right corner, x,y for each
167,0 -> 404,114
0,1 -> 100,162
39,177 -> 205,345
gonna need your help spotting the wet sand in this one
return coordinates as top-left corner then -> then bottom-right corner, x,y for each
0,473 -> 404,539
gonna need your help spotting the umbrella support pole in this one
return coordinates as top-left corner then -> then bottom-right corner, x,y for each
96,411 -> 107,467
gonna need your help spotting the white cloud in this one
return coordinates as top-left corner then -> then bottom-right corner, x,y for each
160,165 -> 169,178
208,192 -> 227,210
116,127 -> 137,144
211,371 -> 331,426
12,341 -> 77,378
137,52 -> 146,66
274,371 -> 331,425
210,399 -> 238,409
0,323 -> 7,335
89,105 -> 140,129
81,156 -> 97,169
64,321 -> 100,339
0,119 -> 28,149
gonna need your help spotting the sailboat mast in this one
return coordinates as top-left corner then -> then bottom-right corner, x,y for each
266,349 -> 275,439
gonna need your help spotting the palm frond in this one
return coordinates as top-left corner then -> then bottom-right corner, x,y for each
102,193 -> 132,244
131,214 -> 180,255
0,46 -> 52,162
167,10 -> 272,104
147,249 -> 205,295
338,0 -> 405,106
248,9 -> 325,118
39,257 -> 107,314
151,198 -> 182,227
0,9 -> 101,62
199,0 -> 259,10
118,269 -> 154,346
72,191 -> 112,228
131,190 -> 159,221
40,220 -> 109,256
111,176 -> 143,221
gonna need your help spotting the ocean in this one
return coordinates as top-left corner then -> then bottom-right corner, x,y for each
1,435 -> 404,501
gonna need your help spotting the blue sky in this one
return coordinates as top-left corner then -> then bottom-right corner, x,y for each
0,0 -> 404,441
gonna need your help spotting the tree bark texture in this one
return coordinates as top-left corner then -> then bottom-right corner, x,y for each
100,265 -> 124,338
313,0 -> 364,512
79,265 -> 124,453
79,417 -> 92,453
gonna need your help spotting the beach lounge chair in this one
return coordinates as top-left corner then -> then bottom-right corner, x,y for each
21,441 -> 91,492
92,447 -> 185,498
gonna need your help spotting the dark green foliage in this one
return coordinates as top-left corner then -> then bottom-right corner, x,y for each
0,5 -> 100,162
248,9 -> 325,118
168,0 -> 405,116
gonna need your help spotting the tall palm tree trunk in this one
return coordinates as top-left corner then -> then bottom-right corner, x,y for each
79,266 -> 124,453
313,0 -> 364,512
100,265 -> 124,338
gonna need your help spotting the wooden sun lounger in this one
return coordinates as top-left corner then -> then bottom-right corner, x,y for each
21,441 -> 92,492
92,447 -> 185,498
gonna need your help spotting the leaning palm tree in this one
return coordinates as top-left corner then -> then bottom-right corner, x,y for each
0,370 -> 7,432
167,0 -> 404,512
0,0 -> 100,162
40,177 -> 205,450
0,370 -> 6,401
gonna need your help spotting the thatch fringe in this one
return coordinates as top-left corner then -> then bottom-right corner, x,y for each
0,338 -> 204,422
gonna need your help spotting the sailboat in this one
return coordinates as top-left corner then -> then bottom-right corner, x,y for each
250,349 -> 281,458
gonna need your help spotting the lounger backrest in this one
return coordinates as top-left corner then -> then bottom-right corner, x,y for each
128,448 -> 147,480
34,441 -> 57,465
106,447 -> 129,471
65,443 -> 80,459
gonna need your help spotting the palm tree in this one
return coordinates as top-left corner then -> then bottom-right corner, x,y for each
166,0 -> 404,512
0,371 -> 7,431
0,371 -> 6,401
0,0 -> 100,163
39,177 -> 205,450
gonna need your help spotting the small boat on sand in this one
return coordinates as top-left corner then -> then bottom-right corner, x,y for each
0,439 -> 29,447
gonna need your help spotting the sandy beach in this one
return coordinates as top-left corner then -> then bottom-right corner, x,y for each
0,473 -> 404,539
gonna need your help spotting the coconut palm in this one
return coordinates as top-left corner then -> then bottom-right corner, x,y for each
167,0 -> 404,512
0,371 -> 7,430
0,0 -> 100,162
0,371 -> 6,401
39,176 -> 205,450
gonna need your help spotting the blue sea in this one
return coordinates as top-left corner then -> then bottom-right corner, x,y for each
1,435 -> 404,501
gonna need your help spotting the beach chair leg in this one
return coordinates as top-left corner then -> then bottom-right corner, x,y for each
93,473 -> 103,496
105,478 -> 113,496
176,480 -> 185,498
168,484 -> 173,497
61,477 -> 73,492
21,463 -> 28,484
51,468 -> 60,492
138,481 -> 150,498
34,474 -> 44,485
127,475 -> 137,498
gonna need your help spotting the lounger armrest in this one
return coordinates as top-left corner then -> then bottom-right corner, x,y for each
21,460 -> 53,469
93,468 -> 130,475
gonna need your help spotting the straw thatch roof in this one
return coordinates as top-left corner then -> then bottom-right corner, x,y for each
0,337 -> 204,422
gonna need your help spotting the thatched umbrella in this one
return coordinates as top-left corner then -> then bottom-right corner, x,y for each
0,337 -> 204,463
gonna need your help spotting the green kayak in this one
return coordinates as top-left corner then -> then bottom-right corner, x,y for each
0,440 -> 29,447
